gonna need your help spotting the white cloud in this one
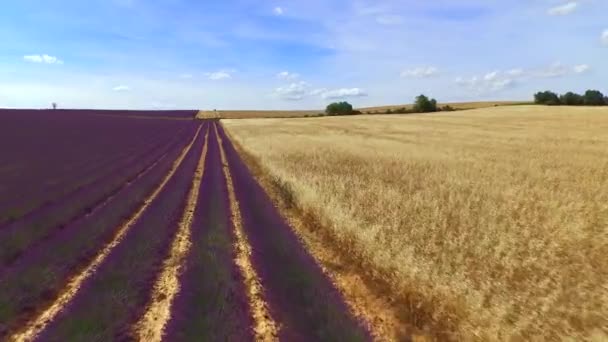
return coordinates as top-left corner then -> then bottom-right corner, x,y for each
456,72 -> 514,93
507,68 -> 524,77
484,71 -> 499,81
548,2 -> 578,16
112,85 -> 131,92
376,15 -> 403,25
401,66 -> 439,78
573,64 -> 590,73
309,88 -> 327,96
320,88 -> 368,99
204,69 -> 235,80
456,61 -> 590,95
273,7 -> 284,15
536,62 -> 569,78
277,71 -> 300,80
23,54 -> 63,64
273,81 -> 310,100
602,30 -> 608,46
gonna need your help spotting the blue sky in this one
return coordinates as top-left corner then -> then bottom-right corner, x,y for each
0,0 -> 606,109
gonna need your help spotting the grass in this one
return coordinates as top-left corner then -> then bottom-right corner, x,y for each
222,105 -> 608,341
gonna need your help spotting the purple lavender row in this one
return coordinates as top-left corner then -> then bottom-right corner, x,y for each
0,122 -> 193,230
0,126 -> 192,267
0,108 -> 197,119
0,111 -> 191,198
0,124 -> 190,224
0,110 -> 171,188
164,121 -> 254,341
216,123 -> 372,341
0,118 -> 193,220
0,122 -> 201,338
0,130 -> 182,221
36,122 -> 207,342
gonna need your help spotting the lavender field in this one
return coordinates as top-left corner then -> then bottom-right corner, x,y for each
0,110 -> 369,342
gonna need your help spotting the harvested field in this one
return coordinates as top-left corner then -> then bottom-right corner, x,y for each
198,109 -> 322,119
223,105 -> 608,341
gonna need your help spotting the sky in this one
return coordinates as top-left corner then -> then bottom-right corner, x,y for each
0,0 -> 606,110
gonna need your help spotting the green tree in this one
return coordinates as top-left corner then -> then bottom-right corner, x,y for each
559,92 -> 584,106
325,101 -> 354,116
413,94 -> 438,113
583,90 -> 605,106
534,91 -> 560,105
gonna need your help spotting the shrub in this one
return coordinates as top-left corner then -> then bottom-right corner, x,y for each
534,91 -> 561,105
583,90 -> 605,106
560,92 -> 584,106
326,102 -> 354,116
413,95 -> 438,113
441,105 -> 456,112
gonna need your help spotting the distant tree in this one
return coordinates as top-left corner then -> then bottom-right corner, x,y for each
604,96 -> 608,105
52,102 -> 57,110
385,109 -> 393,114
534,91 -> 561,105
325,101 -> 354,116
559,92 -> 584,106
441,105 -> 455,112
583,90 -> 605,106
413,94 -> 438,113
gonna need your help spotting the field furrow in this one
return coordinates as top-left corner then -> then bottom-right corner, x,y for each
0,111 -> 195,223
132,126 -> 209,341
217,123 -> 371,341
6,123 -> 205,342
0,129 -> 193,267
0,125 -> 190,224
0,129 -> 191,336
163,122 -> 254,341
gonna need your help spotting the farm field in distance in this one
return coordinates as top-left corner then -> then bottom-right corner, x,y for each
223,105 -> 608,341
198,101 -> 531,119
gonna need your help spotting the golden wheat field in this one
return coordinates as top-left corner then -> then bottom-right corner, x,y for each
223,105 -> 608,341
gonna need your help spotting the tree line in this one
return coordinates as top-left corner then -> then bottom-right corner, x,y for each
324,95 -> 449,116
534,90 -> 608,106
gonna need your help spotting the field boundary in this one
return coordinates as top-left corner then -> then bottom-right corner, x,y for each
221,124 -> 458,341
9,124 -> 204,342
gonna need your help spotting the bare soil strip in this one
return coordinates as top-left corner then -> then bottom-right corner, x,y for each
216,122 -> 279,341
132,128 -> 210,341
9,124 -> 203,342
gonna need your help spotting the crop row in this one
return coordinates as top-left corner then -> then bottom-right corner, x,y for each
0,112 -> 195,222
0,122 -> 202,337
0,125 -> 197,266
33,122 -> 207,341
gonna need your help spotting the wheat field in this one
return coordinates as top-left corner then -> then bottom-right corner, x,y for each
223,105 -> 608,341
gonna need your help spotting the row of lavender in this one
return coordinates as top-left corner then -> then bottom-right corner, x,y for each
0,109 -> 196,224
0,111 -> 200,337
35,122 -> 208,341
0,108 -> 197,119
